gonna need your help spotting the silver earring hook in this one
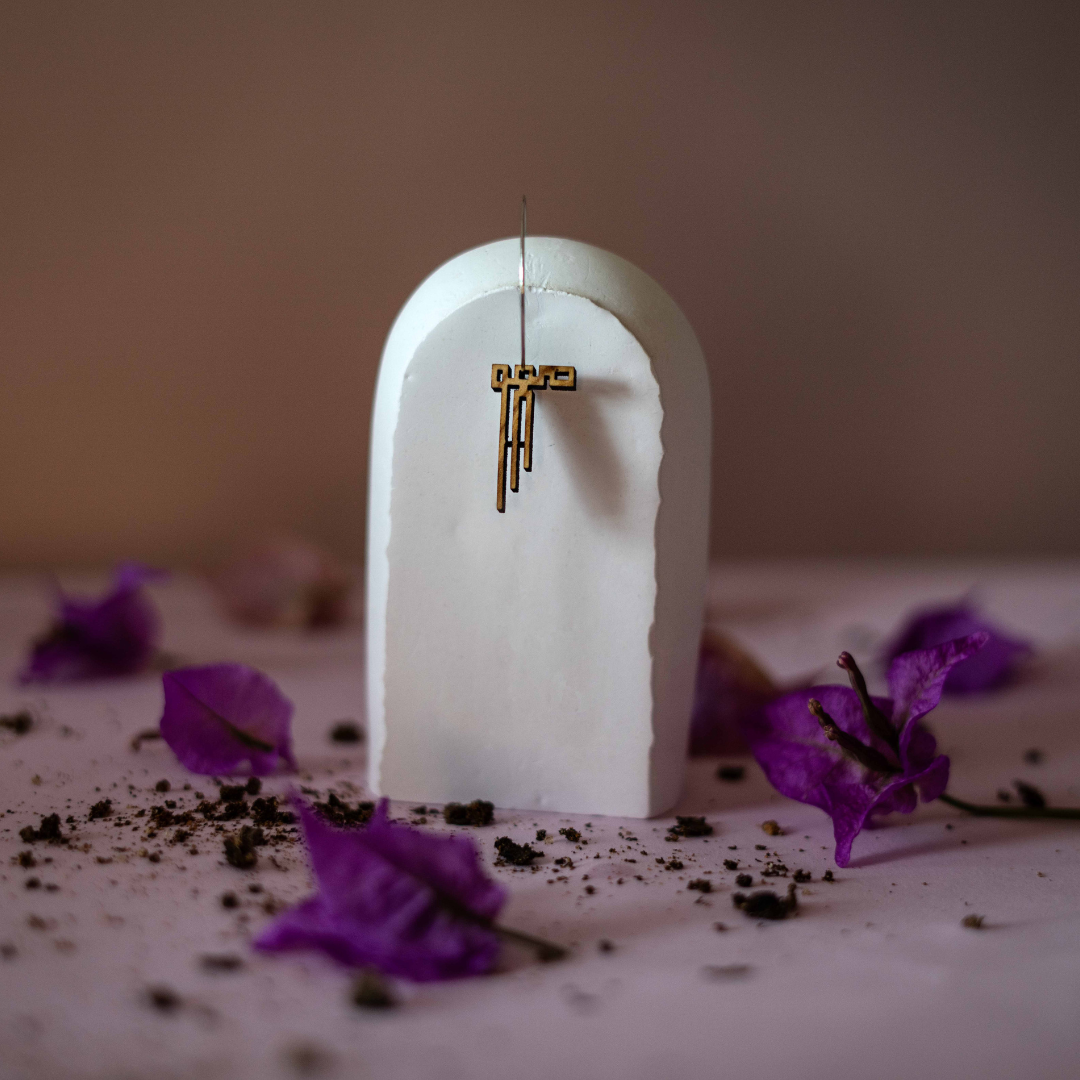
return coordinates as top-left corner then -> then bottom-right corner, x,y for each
520,196 -> 526,369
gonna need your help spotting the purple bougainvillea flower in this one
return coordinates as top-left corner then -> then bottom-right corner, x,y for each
160,664 -> 297,776
689,630 -> 779,756
19,562 -> 165,684
742,634 -> 988,867
883,602 -> 1031,694
255,797 -> 507,981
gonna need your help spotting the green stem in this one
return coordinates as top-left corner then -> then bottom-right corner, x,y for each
434,893 -> 567,965
495,924 -> 568,962
939,792 -> 1080,820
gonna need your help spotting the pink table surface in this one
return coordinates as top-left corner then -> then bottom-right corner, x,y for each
1,562 -> 1079,1080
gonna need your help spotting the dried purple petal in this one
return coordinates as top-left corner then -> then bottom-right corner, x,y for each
742,634 -> 987,867
19,563 -> 165,684
883,602 -> 1030,694
689,630 -> 779,756
255,798 -> 506,981
160,664 -> 297,777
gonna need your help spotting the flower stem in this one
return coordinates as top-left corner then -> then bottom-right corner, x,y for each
939,792 -> 1080,820
437,894 -> 567,964
495,924 -> 568,963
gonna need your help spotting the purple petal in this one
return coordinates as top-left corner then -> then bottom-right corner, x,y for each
159,664 -> 296,776
913,752 -> 950,804
883,603 -> 1030,694
898,712 -> 945,775
868,781 -> 917,821
743,685 -> 888,816
255,797 -> 506,981
19,563 -> 165,684
112,561 -> 168,593
744,682 -> 950,867
354,801 -> 507,922
827,750 -> 950,867
819,775 -> 882,868
688,632 -> 777,756
887,633 -> 989,731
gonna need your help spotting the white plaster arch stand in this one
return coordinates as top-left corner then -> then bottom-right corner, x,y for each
367,236 -> 710,817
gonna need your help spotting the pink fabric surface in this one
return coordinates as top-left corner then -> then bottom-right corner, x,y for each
1,563 -> 1079,1080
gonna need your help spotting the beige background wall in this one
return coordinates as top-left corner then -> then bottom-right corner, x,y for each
1,1 -> 1077,569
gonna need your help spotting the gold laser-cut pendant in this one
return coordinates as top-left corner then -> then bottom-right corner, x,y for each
492,198 -> 576,513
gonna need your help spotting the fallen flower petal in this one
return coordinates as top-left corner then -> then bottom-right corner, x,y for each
255,797 -> 508,981
160,664 -> 297,776
883,602 -> 1030,694
688,630 -> 779,756
742,634 -> 987,867
19,563 -> 165,684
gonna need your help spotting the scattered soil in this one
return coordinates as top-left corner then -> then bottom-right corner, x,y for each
351,969 -> 396,1009
0,711 -> 32,734
666,816 -> 713,841
330,721 -> 363,744
493,836 -> 541,866
145,986 -> 181,1012
200,953 -> 245,972
251,796 -> 295,827
443,800 -> 494,827
702,964 -> 751,980
313,793 -> 374,828
129,728 -> 161,751
1014,780 -> 1046,808
216,800 -> 248,821
223,826 -> 265,869
20,814 -> 66,844
732,883 -> 798,920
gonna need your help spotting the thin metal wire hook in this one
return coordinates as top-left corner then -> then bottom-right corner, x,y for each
519,195 -> 526,369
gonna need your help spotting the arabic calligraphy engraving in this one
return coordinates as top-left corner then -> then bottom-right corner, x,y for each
491,364 -> 576,512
